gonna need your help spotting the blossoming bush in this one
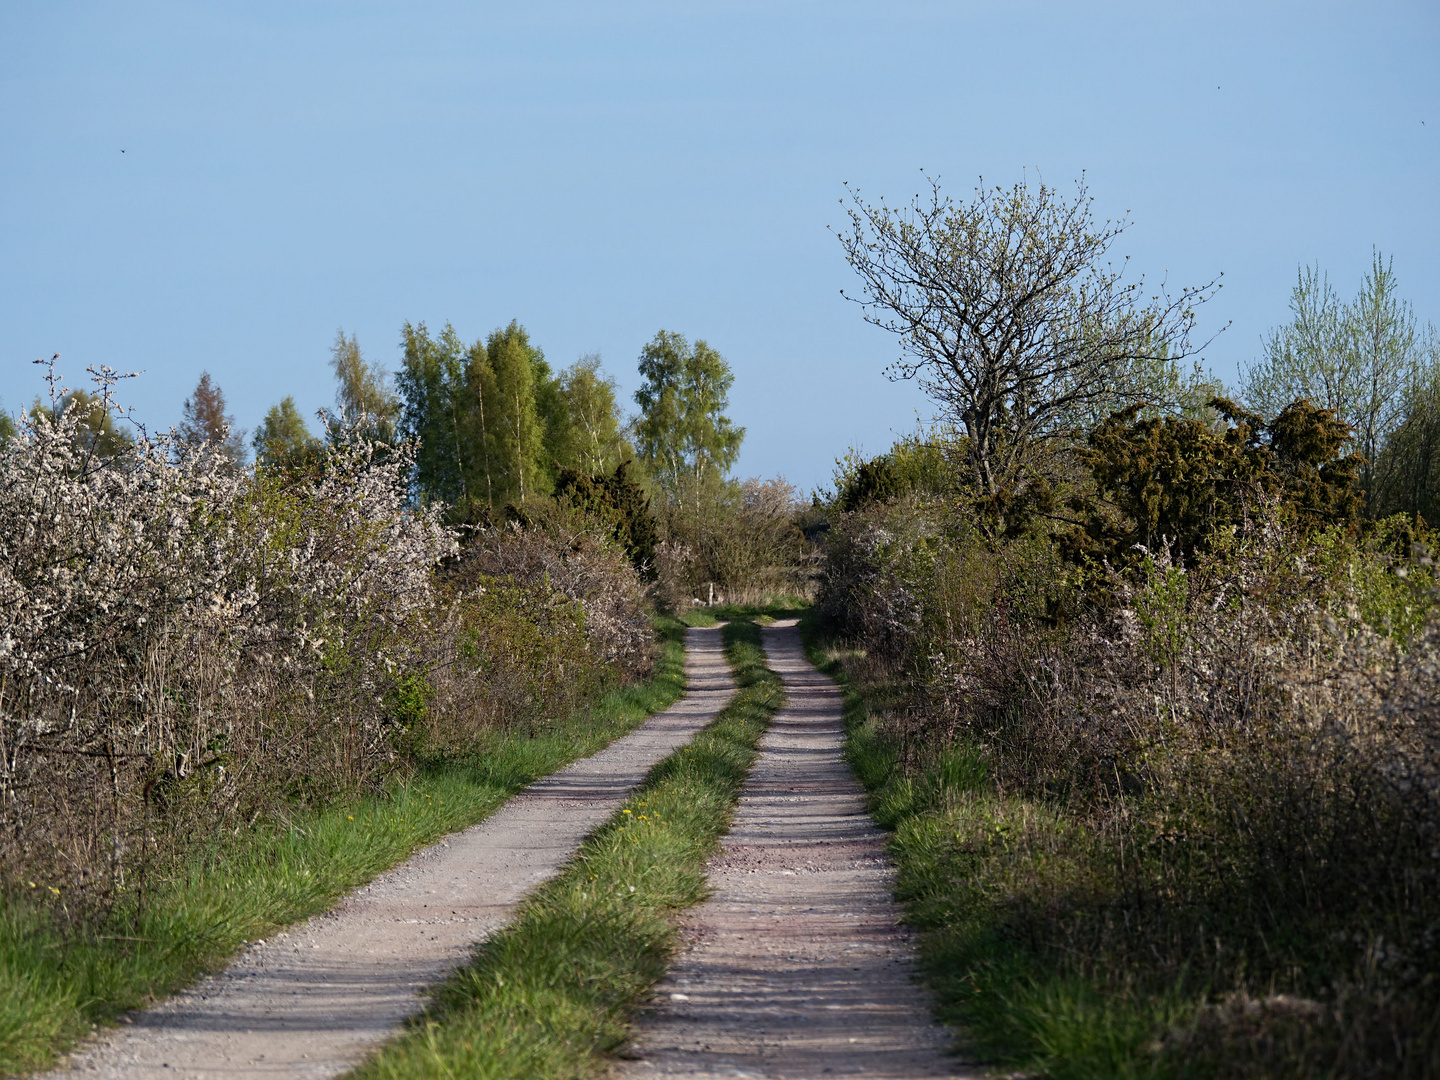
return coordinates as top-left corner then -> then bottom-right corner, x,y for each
1,368 -> 662,913
0,366 -> 456,907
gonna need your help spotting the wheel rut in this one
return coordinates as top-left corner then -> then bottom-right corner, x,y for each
615,620 -> 973,1079
48,626 -> 735,1080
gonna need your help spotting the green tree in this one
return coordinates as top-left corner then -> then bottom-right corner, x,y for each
1242,252 -> 1421,510
252,396 -> 321,469
0,399 -> 16,445
177,370 -> 246,467
397,321 -> 473,508
397,320 -> 550,517
327,329 -> 400,443
837,174 -> 1218,517
486,321 -> 546,505
1373,332 -> 1440,525
550,354 -> 629,474
632,330 -> 744,510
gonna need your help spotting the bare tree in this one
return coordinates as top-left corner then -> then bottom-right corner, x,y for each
837,174 -> 1220,508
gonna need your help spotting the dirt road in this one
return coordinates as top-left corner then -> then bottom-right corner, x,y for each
616,620 -> 972,1079
49,625 -> 735,1080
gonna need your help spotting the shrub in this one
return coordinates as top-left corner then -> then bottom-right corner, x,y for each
0,366 -> 453,907
817,454 -> 1440,1073
1074,397 -> 1363,565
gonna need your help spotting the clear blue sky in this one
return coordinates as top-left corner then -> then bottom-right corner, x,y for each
3,1 -> 1437,493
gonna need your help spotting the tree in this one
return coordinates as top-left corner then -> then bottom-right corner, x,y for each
837,174 -> 1218,518
632,330 -> 744,510
1373,331 -> 1440,526
550,354 -> 630,475
0,400 -> 15,445
327,330 -> 400,443
177,371 -> 246,467
486,321 -> 547,505
1242,251 -> 1420,511
252,396 -> 321,469
396,319 -> 550,518
397,321 -> 475,509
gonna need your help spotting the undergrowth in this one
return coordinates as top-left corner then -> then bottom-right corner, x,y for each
0,622 -> 689,1078
803,608 -> 1440,1079
348,617 -> 781,1080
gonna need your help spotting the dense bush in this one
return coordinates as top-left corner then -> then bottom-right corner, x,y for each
422,503 -> 654,752
0,367 -> 656,912
652,476 -> 815,609
817,426 -> 1440,1075
552,459 -> 658,576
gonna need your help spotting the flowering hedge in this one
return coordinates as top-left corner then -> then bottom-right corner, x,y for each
0,371 -> 649,907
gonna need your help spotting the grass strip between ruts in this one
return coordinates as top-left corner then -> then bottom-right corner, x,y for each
0,621 -> 691,1079
347,617 -> 781,1080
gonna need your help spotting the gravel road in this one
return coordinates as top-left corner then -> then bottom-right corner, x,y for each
616,620 -> 974,1079
48,625 -> 735,1080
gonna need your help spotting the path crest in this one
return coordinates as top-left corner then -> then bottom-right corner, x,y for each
49,626 -> 735,1080
617,620 -> 973,1079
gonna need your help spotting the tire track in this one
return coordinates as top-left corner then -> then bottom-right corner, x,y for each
617,620 -> 973,1079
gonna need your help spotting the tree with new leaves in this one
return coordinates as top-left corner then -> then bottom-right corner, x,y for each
252,396 -> 321,469
632,330 -> 744,510
837,174 -> 1219,520
397,322 -> 478,509
551,354 -> 630,475
1242,251 -> 1423,511
327,330 -> 400,443
1372,332 -> 1440,526
486,321 -> 546,505
397,320 -> 556,517
177,371 -> 246,467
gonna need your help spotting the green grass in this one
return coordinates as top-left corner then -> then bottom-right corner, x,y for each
799,613 -> 1191,1080
0,621 -> 692,1078
347,617 -> 781,1080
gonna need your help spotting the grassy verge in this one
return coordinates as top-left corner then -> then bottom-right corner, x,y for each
348,618 -> 781,1080
0,620 -> 691,1078
800,613 -> 1193,1080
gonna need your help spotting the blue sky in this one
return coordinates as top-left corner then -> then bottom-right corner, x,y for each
2,1 -> 1437,493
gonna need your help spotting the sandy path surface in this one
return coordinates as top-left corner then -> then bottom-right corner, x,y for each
49,625 -> 734,1080
616,620 -> 972,1079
